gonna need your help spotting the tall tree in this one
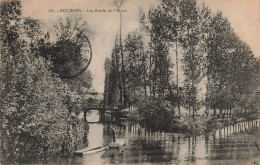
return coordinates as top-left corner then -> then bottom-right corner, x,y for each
114,0 -> 127,107
107,36 -> 121,108
205,12 -> 235,117
197,4 -> 213,117
104,57 -> 111,108
160,0 -> 181,114
179,0 -> 203,118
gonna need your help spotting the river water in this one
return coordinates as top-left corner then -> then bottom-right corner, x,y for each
51,110 -> 260,165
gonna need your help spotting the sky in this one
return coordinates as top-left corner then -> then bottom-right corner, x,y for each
21,0 -> 260,93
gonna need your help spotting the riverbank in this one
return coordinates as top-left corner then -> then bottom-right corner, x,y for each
126,106 -> 259,135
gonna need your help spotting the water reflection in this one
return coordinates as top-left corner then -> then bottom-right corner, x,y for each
86,110 -> 100,122
50,116 -> 260,165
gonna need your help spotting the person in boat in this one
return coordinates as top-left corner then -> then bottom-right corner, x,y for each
111,127 -> 116,142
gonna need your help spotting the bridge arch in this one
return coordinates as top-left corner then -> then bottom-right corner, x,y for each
83,107 -> 120,123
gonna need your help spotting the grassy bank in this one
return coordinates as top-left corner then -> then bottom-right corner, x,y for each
126,97 -> 259,134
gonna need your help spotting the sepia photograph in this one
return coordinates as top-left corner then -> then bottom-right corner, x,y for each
0,0 -> 259,164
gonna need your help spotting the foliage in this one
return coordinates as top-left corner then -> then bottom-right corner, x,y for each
0,1 -> 91,163
203,117 -> 225,133
39,14 -> 94,79
0,54 -> 87,163
136,97 -> 174,132
104,0 -> 259,134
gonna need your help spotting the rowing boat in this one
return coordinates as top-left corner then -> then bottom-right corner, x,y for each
74,146 -> 107,157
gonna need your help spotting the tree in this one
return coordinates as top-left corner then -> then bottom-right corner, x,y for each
123,30 -> 148,106
104,0 -> 260,132
145,8 -> 172,99
104,57 -> 112,108
40,14 -> 94,79
113,0 -> 127,107
0,1 -> 89,163
22,17 -> 42,47
107,36 -> 121,108
205,11 -> 236,117
197,4 -> 212,117
159,0 -> 182,114
178,0 -> 203,118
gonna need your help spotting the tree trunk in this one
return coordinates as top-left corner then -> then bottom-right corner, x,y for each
220,109 -> 223,118
119,11 -> 127,107
176,40 -> 180,115
229,106 -> 232,118
192,105 -> 195,119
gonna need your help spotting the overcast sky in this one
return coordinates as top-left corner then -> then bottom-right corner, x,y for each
21,0 -> 260,93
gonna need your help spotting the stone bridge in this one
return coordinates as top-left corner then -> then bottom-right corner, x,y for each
83,107 -> 121,122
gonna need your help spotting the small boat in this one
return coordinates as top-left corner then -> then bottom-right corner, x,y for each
74,145 -> 107,157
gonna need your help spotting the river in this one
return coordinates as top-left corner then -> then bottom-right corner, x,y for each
48,110 -> 260,165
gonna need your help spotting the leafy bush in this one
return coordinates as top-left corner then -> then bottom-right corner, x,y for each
135,97 -> 205,133
0,54 -> 88,163
136,97 -> 175,132
203,116 -> 225,133
0,1 -> 90,163
174,115 -> 204,134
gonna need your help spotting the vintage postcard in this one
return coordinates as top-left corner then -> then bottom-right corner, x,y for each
0,0 -> 259,164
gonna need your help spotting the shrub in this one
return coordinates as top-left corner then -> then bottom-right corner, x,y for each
136,97 -> 175,132
0,54 -> 88,163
